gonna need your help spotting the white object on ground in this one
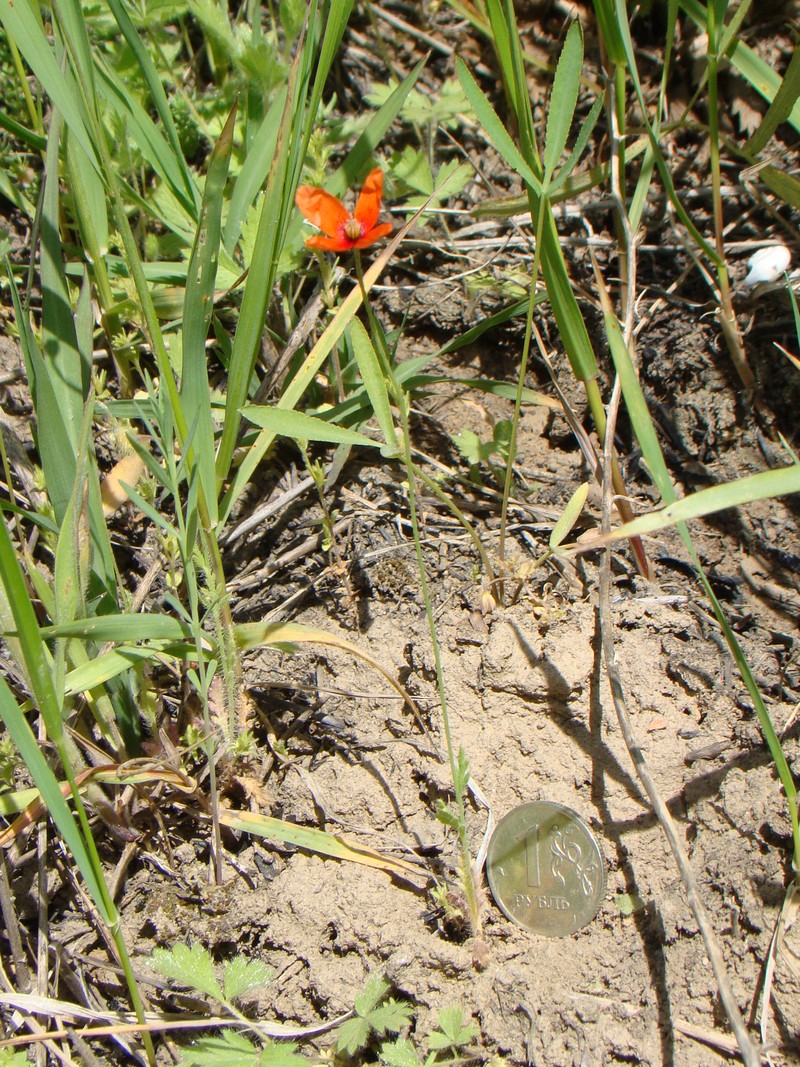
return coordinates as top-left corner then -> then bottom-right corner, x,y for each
742,244 -> 791,288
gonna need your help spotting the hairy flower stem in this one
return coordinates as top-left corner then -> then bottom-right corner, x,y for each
355,251 -> 481,933
705,1 -> 753,390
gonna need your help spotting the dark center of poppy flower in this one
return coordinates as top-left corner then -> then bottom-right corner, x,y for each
344,218 -> 363,240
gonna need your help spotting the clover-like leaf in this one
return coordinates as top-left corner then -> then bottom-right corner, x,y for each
354,973 -> 391,1017
337,1014 -> 373,1055
175,1029 -> 261,1066
427,1006 -> 478,1051
368,998 -> 414,1036
379,1037 -> 423,1067
223,956 -> 273,1001
150,943 -> 223,1001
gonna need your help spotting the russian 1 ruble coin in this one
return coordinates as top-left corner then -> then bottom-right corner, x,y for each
486,801 -> 606,937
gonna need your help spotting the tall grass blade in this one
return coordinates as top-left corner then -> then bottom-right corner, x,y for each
0,0 -> 101,171
744,45 -> 800,156
7,265 -> 75,526
0,507 -> 62,738
104,0 -> 200,216
181,103 -> 238,524
455,59 -> 542,194
348,318 -> 400,457
596,290 -> 800,869
223,86 -> 288,253
215,19 -> 313,486
241,406 -> 383,448
543,21 -> 583,187
0,676 -> 111,915
41,113 -> 85,453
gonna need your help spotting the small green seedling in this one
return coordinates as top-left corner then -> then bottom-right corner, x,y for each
379,1006 -> 480,1067
336,973 -> 414,1055
149,943 -> 288,1066
453,420 -> 512,486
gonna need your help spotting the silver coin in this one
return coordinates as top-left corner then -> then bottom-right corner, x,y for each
486,801 -> 606,937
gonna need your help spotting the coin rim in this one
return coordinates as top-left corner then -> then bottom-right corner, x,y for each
486,801 -> 607,938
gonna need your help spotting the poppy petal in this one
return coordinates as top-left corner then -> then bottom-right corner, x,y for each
352,222 -> 393,249
295,185 -> 348,238
353,167 -> 384,232
305,233 -> 350,252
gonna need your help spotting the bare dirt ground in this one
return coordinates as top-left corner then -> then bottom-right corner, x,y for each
2,3 -> 800,1065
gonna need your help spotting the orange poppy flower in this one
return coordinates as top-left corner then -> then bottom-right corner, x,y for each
295,167 -> 393,252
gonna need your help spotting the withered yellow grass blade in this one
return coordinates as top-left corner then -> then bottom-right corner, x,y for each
0,763 -> 197,846
216,808 -> 430,883
235,620 -> 426,730
563,465 -> 800,555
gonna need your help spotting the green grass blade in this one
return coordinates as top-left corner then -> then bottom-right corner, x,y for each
39,150 -> 115,596
0,0 -> 101,172
0,511 -> 62,740
455,58 -> 543,194
0,106 -> 46,151
51,0 -> 97,99
222,85 -> 288,253
628,139 -> 658,232
215,41 -> 308,485
549,482 -> 588,550
241,405 -> 381,448
180,103 -> 238,526
583,466 -> 800,542
7,264 -> 75,525
483,0 -> 519,115
66,149 -> 111,311
303,0 -> 354,149
42,614 -> 195,643
0,675 -> 112,917
539,211 -> 598,382
52,399 -> 95,694
104,0 -> 199,216
543,21 -> 583,188
348,319 -> 400,457
64,647 -> 169,697
41,113 -> 85,452
760,166 -> 800,210
744,44 -> 800,156
592,0 -> 627,67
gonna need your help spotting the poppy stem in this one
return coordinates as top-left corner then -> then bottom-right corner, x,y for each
353,249 -> 482,936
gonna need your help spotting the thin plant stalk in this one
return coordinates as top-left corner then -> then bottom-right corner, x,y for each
496,203 -> 542,590
705,0 -> 753,389
355,249 -> 481,933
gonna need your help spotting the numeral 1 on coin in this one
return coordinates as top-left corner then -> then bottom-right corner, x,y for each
525,826 -> 541,887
